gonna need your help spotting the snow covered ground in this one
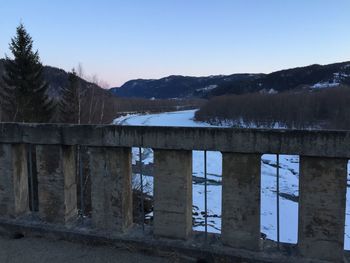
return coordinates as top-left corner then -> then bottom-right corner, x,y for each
114,110 -> 350,249
113,110 -> 216,127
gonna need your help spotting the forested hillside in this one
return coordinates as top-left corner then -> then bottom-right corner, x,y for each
195,86 -> 350,130
110,74 -> 261,99
111,61 -> 350,99
0,59 -> 203,123
0,59 -> 104,99
209,61 -> 350,97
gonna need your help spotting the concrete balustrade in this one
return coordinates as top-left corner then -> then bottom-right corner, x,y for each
89,146 -> 132,232
153,149 -> 192,239
298,156 -> 347,262
0,144 -> 28,218
36,145 -> 77,223
0,123 -> 349,262
221,152 -> 262,251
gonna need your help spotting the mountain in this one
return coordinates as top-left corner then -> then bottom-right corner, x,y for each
209,61 -> 350,97
110,61 -> 350,99
3,58 -> 349,100
110,74 -> 262,99
0,59 -> 105,99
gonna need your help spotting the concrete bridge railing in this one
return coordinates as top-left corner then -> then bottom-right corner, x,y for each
0,123 -> 349,262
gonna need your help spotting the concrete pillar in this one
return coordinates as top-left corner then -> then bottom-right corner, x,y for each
221,152 -> 262,251
89,147 -> 132,232
153,149 -> 192,239
298,156 -> 347,262
36,145 -> 77,224
0,144 -> 29,218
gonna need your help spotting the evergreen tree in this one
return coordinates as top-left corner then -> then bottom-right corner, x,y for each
0,79 -> 7,121
2,23 -> 54,122
59,69 -> 80,123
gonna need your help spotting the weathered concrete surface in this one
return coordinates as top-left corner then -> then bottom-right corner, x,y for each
298,156 -> 347,262
89,147 -> 132,232
36,145 -> 77,223
0,123 -> 350,157
0,144 -> 28,218
0,123 -> 349,262
0,218 -> 341,263
221,152 -> 262,251
153,149 -> 192,239
0,236 -> 169,263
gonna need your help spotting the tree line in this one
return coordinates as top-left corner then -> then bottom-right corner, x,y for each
0,23 -> 205,214
195,86 -> 350,130
0,23 -> 203,124
1,24 -> 54,123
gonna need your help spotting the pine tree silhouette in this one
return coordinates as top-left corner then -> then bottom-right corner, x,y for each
59,69 -> 81,123
2,23 -> 54,122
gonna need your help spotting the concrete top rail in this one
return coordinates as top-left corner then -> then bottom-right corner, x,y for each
0,122 -> 349,158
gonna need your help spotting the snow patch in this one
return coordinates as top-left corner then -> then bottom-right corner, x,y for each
114,110 -> 220,127
259,88 -> 278,94
196,85 -> 218,92
311,82 -> 340,89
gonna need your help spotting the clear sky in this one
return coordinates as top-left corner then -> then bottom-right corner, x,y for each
1,0 -> 349,87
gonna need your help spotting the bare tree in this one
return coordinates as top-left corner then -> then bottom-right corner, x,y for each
86,73 -> 110,124
195,86 -> 350,130
87,74 -> 99,124
99,97 -> 105,124
76,63 -> 84,124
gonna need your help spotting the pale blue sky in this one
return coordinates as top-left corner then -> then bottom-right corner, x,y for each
1,0 -> 349,87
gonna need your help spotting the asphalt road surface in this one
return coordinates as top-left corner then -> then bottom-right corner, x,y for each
0,235 -> 174,263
